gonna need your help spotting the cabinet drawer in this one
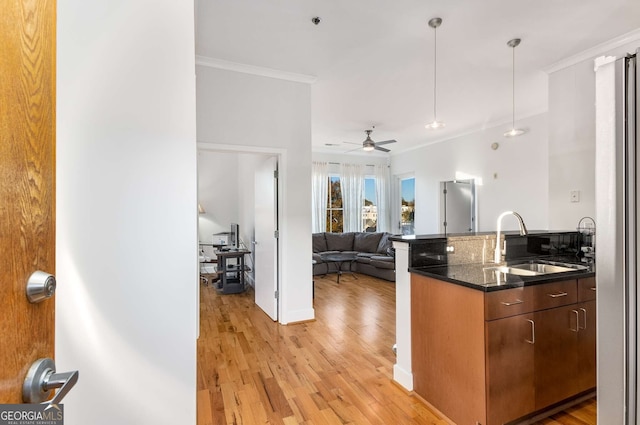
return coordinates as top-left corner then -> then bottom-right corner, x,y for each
485,286 -> 533,320
485,280 -> 577,320
578,277 -> 596,302
531,280 -> 577,311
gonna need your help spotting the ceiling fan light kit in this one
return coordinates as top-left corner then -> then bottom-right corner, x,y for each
363,137 -> 376,151
350,128 -> 397,153
426,17 -> 445,130
504,38 -> 527,138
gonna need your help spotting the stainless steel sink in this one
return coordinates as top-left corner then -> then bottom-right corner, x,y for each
484,260 -> 588,277
483,266 -> 541,276
510,260 -> 589,273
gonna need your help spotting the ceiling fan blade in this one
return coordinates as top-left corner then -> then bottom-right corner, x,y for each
342,141 -> 361,146
375,139 -> 397,146
374,145 -> 391,153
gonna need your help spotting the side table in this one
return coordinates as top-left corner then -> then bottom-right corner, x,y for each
214,248 -> 251,294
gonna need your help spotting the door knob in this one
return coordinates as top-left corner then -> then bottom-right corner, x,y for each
23,358 -> 79,405
26,271 -> 56,303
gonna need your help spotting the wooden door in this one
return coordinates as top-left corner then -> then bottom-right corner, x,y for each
0,0 -> 56,403
485,314 -> 535,425
534,305 -> 579,410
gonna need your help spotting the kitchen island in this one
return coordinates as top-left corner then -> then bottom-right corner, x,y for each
391,232 -> 596,425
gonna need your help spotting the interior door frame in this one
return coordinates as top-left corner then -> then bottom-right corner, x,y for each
196,142 -> 284,320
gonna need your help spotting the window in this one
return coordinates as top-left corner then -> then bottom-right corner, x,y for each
326,175 -> 381,233
400,177 -> 415,235
362,177 -> 377,232
326,176 -> 343,233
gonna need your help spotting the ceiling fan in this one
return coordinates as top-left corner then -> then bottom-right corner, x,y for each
347,128 -> 397,152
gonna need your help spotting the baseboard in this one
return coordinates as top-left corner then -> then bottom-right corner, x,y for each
393,364 -> 414,391
283,318 -> 316,325
280,308 -> 315,324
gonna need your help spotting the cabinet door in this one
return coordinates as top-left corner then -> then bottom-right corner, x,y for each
578,277 -> 596,302
534,305 -> 579,409
576,300 -> 597,392
486,314 -> 535,425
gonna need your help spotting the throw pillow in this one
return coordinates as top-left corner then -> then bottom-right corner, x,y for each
312,233 -> 328,252
354,232 -> 383,253
325,232 -> 355,251
377,232 -> 392,253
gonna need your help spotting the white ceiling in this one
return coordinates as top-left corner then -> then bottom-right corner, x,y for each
195,0 -> 640,155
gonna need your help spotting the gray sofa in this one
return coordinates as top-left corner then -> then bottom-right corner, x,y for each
312,232 -> 396,282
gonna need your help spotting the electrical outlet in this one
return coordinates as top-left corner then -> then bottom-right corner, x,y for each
570,190 -> 580,203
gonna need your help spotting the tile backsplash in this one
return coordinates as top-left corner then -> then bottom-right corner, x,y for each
409,232 -> 582,268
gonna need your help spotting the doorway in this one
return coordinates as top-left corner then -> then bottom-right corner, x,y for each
197,145 -> 281,321
439,179 -> 476,234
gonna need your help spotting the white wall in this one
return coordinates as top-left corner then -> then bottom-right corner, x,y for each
57,1 -> 197,424
391,113 -> 549,233
198,151 -> 240,243
548,57 -> 597,230
196,66 -> 313,324
548,39 -> 640,230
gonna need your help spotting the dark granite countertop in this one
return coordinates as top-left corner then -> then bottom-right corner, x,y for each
390,230 -> 580,244
409,257 -> 595,292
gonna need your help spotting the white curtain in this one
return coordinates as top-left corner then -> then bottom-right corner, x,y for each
311,161 -> 328,232
374,164 -> 390,232
340,163 -> 364,232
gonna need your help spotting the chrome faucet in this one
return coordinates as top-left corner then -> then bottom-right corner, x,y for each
494,211 -> 528,264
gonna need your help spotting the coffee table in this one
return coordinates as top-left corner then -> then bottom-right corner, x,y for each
321,252 -> 358,283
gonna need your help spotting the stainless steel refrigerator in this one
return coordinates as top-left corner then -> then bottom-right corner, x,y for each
596,48 -> 638,424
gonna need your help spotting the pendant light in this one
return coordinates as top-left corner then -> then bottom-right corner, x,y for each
504,38 -> 526,137
425,17 -> 445,129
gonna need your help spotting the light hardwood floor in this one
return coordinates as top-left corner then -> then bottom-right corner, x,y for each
197,273 -> 596,425
532,397 -> 596,425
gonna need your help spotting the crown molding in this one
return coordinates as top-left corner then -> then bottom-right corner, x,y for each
544,28 -> 640,74
195,55 -> 317,84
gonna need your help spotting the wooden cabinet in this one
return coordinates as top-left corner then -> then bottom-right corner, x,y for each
575,277 -> 597,393
533,304 -> 580,409
485,313 -> 535,424
411,274 -> 596,425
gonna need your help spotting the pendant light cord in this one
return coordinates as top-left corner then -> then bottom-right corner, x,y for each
504,38 -> 524,137
511,44 -> 516,129
426,17 -> 444,128
433,25 -> 438,120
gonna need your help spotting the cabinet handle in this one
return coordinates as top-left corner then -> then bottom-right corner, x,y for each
579,308 -> 587,330
571,310 -> 580,332
501,299 -> 524,306
547,291 -> 568,298
590,287 -> 597,291
526,319 -> 535,344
